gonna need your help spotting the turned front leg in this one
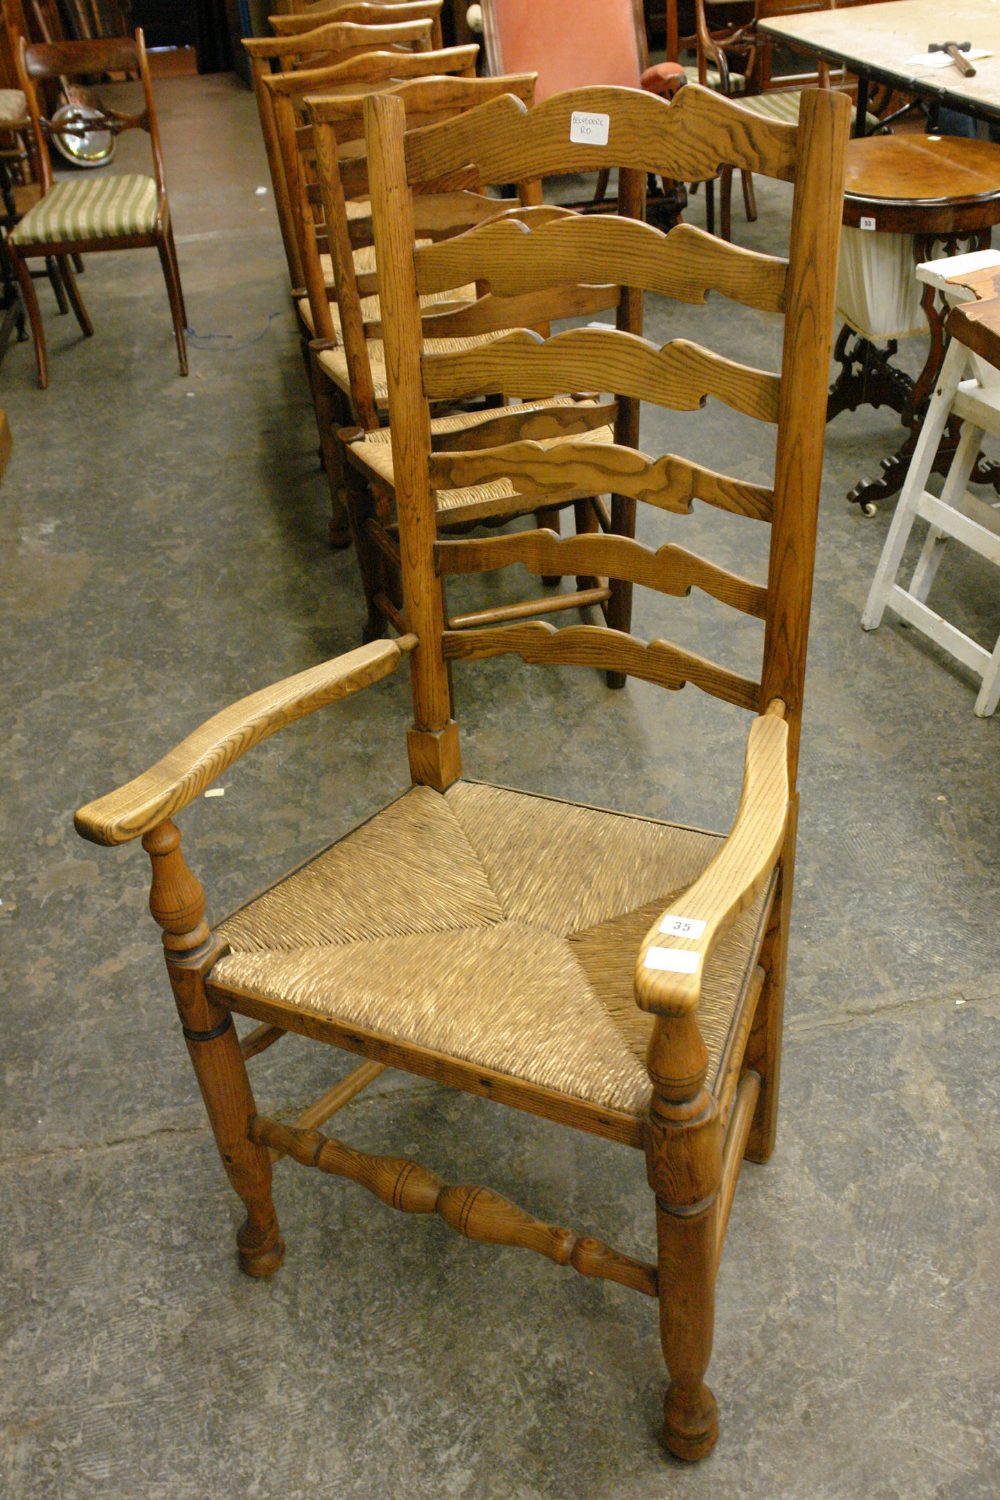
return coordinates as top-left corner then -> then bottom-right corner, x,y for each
644,1014 -> 722,1461
143,821 -> 284,1278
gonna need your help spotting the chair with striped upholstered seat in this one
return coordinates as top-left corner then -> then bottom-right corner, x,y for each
691,0 -> 879,239
75,82 -> 849,1460
8,31 -> 186,388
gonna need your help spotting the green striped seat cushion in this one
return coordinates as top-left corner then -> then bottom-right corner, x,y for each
11,174 -> 159,246
683,64 -> 747,93
738,90 -> 880,131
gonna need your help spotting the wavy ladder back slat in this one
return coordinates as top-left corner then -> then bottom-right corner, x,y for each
366,82 -> 850,765
244,17 -> 435,64
429,441 -> 774,520
414,216 -> 789,314
271,2 -> 446,49
402,83 -> 799,189
437,530 -> 769,617
421,326 -> 781,422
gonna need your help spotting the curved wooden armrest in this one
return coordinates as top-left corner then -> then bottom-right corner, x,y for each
75,636 -> 417,848
635,701 -> 789,1017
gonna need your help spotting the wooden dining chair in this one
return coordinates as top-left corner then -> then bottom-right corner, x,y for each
254,47 -> 481,546
306,75 -> 631,647
692,0 -> 874,239
7,29 -> 185,388
245,20 -> 443,304
75,81 -> 849,1460
271,1 -> 445,49
474,0 -> 687,219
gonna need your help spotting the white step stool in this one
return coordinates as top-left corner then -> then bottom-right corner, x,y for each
861,249 -> 1000,717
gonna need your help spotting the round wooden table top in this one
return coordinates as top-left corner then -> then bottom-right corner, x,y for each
842,134 -> 1000,233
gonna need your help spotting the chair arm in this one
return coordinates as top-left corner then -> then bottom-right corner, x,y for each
75,636 -> 416,848
635,702 -> 789,1018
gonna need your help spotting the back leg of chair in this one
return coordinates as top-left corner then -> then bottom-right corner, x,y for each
45,254 -> 69,314
308,349 -> 353,549
11,249 -> 48,388
740,170 -> 756,223
164,219 -> 188,329
156,233 -> 189,377
57,254 -> 93,338
720,166 -> 733,242
605,493 -> 636,686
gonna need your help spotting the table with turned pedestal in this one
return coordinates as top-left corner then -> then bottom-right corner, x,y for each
827,135 -> 1000,512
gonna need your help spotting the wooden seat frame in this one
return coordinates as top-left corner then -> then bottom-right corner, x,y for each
75,82 -> 849,1463
8,29 -> 186,389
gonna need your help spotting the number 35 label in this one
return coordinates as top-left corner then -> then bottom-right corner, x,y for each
570,110 -> 610,146
659,915 -> 706,939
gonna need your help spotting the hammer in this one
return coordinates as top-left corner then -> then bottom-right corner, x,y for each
929,40 -> 977,76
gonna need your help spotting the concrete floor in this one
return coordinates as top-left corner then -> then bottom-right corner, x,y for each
2,73 -> 998,1500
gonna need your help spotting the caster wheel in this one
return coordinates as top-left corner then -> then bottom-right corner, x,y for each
862,501 -> 877,516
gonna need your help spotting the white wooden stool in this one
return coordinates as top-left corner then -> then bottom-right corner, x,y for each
861,249 -> 1000,717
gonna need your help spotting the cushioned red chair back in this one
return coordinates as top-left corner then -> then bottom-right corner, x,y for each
484,0 -> 644,101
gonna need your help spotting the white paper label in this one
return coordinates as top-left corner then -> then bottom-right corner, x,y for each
644,946 -> 701,974
860,215 -> 876,232
570,110 -> 609,146
659,914 -> 707,939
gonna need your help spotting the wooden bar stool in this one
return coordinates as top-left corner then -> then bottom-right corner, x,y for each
827,135 -> 1000,513
862,249 -> 1000,717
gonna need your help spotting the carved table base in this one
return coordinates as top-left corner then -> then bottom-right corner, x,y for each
827,230 -> 1000,514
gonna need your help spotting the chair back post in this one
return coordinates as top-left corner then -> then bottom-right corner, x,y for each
761,85 -> 849,786
16,34 -> 52,193
266,79 -> 337,338
249,52 -> 306,287
134,29 -> 167,198
310,104 -> 380,418
364,88 -> 460,789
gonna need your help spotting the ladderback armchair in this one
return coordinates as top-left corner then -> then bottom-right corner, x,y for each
244,17 -> 439,297
8,29 -> 185,388
75,81 -> 849,1460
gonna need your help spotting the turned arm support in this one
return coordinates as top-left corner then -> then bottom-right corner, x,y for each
75,636 -> 417,848
635,700 -> 789,1019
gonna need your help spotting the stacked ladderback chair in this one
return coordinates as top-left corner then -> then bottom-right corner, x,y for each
76,80 -> 849,1460
306,77 -> 642,650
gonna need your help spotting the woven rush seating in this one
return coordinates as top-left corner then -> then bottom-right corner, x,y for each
343,399 -> 615,522
211,781 -> 773,1131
